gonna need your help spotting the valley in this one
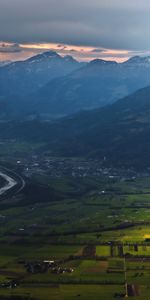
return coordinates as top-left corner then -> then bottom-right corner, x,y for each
1,52 -> 150,299
1,0 -> 150,298
0,155 -> 150,299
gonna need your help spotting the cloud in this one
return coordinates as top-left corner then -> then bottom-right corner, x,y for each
69,49 -> 77,52
0,42 -> 22,53
91,49 -> 105,53
0,41 -> 150,64
0,0 -> 150,52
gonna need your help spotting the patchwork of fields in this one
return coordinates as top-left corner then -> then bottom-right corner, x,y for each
1,170 -> 150,298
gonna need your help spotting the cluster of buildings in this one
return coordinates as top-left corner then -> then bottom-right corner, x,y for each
25,260 -> 74,274
14,155 -> 139,179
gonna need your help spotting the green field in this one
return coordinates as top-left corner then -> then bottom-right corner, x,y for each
1,170 -> 150,298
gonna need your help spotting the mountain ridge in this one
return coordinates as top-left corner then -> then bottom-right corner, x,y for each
1,53 -> 150,120
1,85 -> 150,169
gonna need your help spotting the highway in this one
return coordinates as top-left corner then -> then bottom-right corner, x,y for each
0,166 -> 25,197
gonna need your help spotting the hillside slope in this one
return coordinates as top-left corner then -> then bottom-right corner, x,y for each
1,86 -> 150,169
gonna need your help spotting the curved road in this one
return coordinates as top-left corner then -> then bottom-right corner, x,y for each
0,166 -> 25,196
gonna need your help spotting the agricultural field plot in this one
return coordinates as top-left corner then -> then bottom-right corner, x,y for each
96,245 -> 111,257
0,244 -> 82,264
96,245 -> 150,258
0,284 -> 126,300
124,245 -> 150,256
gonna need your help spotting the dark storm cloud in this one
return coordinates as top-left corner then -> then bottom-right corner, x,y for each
0,0 -> 150,50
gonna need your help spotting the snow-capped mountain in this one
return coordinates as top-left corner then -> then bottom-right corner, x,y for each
0,51 -> 82,97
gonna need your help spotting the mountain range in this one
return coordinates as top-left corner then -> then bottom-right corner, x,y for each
0,51 -> 81,98
1,52 -> 150,119
1,51 -> 150,169
31,56 -> 150,118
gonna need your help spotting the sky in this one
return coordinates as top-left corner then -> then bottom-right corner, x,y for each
0,0 -> 150,62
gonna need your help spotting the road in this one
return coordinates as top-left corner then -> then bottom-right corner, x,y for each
0,166 -> 25,196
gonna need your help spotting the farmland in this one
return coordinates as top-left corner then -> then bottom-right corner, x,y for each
1,161 -> 150,298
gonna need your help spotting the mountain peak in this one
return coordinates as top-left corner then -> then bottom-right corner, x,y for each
89,59 -> 117,66
26,51 -> 61,63
125,56 -> 150,65
40,51 -> 60,58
